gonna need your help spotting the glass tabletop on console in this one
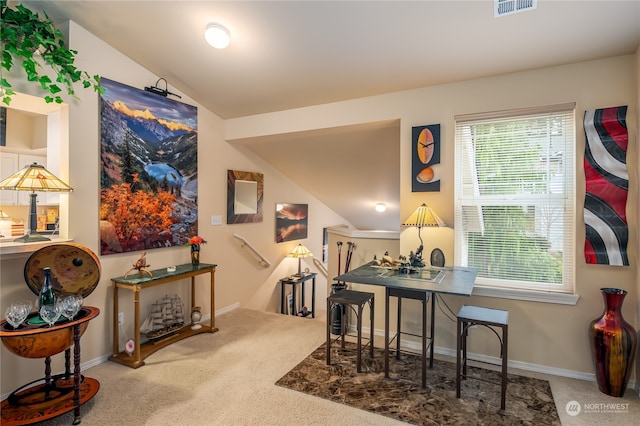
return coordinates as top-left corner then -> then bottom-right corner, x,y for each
111,263 -> 216,284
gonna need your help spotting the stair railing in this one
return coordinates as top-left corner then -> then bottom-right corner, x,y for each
313,258 -> 328,278
233,234 -> 271,267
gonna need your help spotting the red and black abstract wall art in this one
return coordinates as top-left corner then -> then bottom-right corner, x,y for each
583,105 -> 629,266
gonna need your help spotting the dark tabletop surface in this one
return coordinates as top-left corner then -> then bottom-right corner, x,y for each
334,261 -> 477,296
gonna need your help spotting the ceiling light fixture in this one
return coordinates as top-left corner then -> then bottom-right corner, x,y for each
375,203 -> 386,212
204,23 -> 230,49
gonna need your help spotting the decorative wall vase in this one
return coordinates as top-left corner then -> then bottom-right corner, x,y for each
589,288 -> 637,397
191,244 -> 200,268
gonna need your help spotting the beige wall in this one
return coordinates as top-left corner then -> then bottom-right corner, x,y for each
0,21 -> 347,395
4,109 -> 45,152
228,55 -> 638,380
636,44 -> 640,394
1,22 -> 637,395
405,55 -> 638,380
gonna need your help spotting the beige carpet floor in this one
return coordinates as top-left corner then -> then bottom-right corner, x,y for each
25,308 -> 639,425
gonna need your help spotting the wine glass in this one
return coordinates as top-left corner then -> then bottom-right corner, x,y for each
18,300 -> 32,324
23,300 -> 33,315
60,295 -> 83,321
39,304 -> 61,327
4,301 -> 31,329
5,306 -> 24,329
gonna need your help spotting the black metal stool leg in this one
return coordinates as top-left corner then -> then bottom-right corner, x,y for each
456,316 -> 462,398
340,303 -> 346,348
326,299 -> 332,366
501,324 -> 508,410
455,305 -> 509,411
326,290 -> 375,374
462,320 -> 468,377
384,288 -> 390,379
369,296 -> 374,359
396,297 -> 402,359
356,303 -> 363,372
421,296 -> 427,387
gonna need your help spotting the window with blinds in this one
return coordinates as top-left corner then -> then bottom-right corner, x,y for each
454,104 -> 576,293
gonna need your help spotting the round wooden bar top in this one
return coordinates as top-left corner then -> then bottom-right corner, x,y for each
0,307 -> 100,358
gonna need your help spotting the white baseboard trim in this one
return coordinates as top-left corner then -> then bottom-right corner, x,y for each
1,303 -> 241,401
349,324 -> 638,390
434,346 -> 596,382
210,302 -> 239,318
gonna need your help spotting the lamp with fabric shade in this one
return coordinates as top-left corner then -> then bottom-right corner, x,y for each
287,243 -> 313,277
401,203 -> 446,267
0,163 -> 73,242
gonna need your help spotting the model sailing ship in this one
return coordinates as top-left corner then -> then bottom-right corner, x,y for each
140,294 -> 185,339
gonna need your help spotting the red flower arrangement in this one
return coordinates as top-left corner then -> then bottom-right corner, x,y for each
187,236 -> 207,245
188,236 -> 206,268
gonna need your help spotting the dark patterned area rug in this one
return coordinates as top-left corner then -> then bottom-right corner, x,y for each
276,342 -> 560,425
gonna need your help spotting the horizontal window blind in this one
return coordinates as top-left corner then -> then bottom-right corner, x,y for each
454,105 -> 575,293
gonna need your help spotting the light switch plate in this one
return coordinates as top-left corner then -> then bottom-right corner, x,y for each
210,215 -> 222,226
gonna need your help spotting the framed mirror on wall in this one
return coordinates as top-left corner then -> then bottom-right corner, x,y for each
234,180 -> 258,214
227,170 -> 263,224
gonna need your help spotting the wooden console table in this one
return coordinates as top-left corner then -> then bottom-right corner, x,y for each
109,263 -> 217,369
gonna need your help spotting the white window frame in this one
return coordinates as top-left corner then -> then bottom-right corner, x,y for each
454,103 -> 578,305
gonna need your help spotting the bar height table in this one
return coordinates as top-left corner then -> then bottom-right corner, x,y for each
335,262 -> 477,387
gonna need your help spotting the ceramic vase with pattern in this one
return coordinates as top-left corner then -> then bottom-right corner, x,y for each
191,306 -> 202,330
589,288 -> 637,397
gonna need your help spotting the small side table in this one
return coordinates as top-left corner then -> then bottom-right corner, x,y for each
280,273 -> 317,318
0,307 -> 100,425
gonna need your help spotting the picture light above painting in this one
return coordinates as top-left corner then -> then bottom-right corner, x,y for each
227,170 -> 264,224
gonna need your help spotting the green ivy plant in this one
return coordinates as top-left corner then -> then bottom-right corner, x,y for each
0,0 -> 103,105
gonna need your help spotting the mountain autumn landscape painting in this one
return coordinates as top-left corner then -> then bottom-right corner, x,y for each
99,78 -> 198,255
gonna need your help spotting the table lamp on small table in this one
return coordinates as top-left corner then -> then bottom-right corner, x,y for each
287,243 -> 313,277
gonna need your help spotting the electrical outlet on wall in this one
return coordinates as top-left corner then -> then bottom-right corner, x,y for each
118,312 -> 124,325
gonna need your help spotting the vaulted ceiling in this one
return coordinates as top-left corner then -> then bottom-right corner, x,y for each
21,1 -> 640,230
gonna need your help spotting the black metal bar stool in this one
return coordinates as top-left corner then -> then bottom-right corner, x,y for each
326,289 -> 374,373
385,288 -> 433,388
456,305 -> 509,410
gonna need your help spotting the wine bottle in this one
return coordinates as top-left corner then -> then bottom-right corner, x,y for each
38,267 -> 56,308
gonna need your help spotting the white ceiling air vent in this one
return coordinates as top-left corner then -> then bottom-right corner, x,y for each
495,0 -> 537,17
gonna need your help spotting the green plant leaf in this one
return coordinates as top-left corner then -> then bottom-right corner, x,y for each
48,83 -> 61,94
1,0 -> 102,104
